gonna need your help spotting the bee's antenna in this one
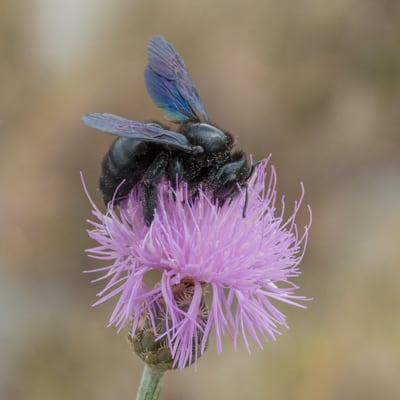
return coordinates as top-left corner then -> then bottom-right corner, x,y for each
242,183 -> 249,218
242,160 -> 261,218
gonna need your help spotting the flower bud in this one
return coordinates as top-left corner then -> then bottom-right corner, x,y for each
129,279 -> 209,370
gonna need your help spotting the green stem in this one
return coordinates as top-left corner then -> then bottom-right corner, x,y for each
136,364 -> 166,400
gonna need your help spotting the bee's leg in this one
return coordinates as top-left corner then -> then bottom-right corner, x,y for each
167,158 -> 184,189
142,152 -> 169,226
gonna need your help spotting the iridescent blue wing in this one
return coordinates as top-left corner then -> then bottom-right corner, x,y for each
144,35 -> 209,123
82,113 -> 196,153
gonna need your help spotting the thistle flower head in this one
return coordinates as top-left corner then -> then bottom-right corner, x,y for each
85,159 -> 311,369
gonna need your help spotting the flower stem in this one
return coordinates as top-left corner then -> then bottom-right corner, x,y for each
136,365 -> 165,400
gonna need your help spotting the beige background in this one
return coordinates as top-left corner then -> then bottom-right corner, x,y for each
1,1 -> 399,399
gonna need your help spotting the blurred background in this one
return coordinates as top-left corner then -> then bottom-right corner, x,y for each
1,0 -> 399,399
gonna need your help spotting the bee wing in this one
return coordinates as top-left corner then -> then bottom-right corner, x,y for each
82,113 -> 195,153
144,35 -> 209,123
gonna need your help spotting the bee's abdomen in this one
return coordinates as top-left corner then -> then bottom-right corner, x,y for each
100,137 -> 156,204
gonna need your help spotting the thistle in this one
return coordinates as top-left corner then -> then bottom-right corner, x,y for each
85,159 -> 311,376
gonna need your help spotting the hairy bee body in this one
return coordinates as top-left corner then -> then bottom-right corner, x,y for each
100,123 -> 248,225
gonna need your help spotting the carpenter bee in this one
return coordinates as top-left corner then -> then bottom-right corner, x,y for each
83,35 -> 250,226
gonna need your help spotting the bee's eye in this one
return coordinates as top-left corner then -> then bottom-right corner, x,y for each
213,153 -> 249,198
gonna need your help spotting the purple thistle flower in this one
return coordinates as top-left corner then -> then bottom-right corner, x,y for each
84,158 -> 311,369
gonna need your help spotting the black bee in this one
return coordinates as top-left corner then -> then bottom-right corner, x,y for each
83,35 -> 250,226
